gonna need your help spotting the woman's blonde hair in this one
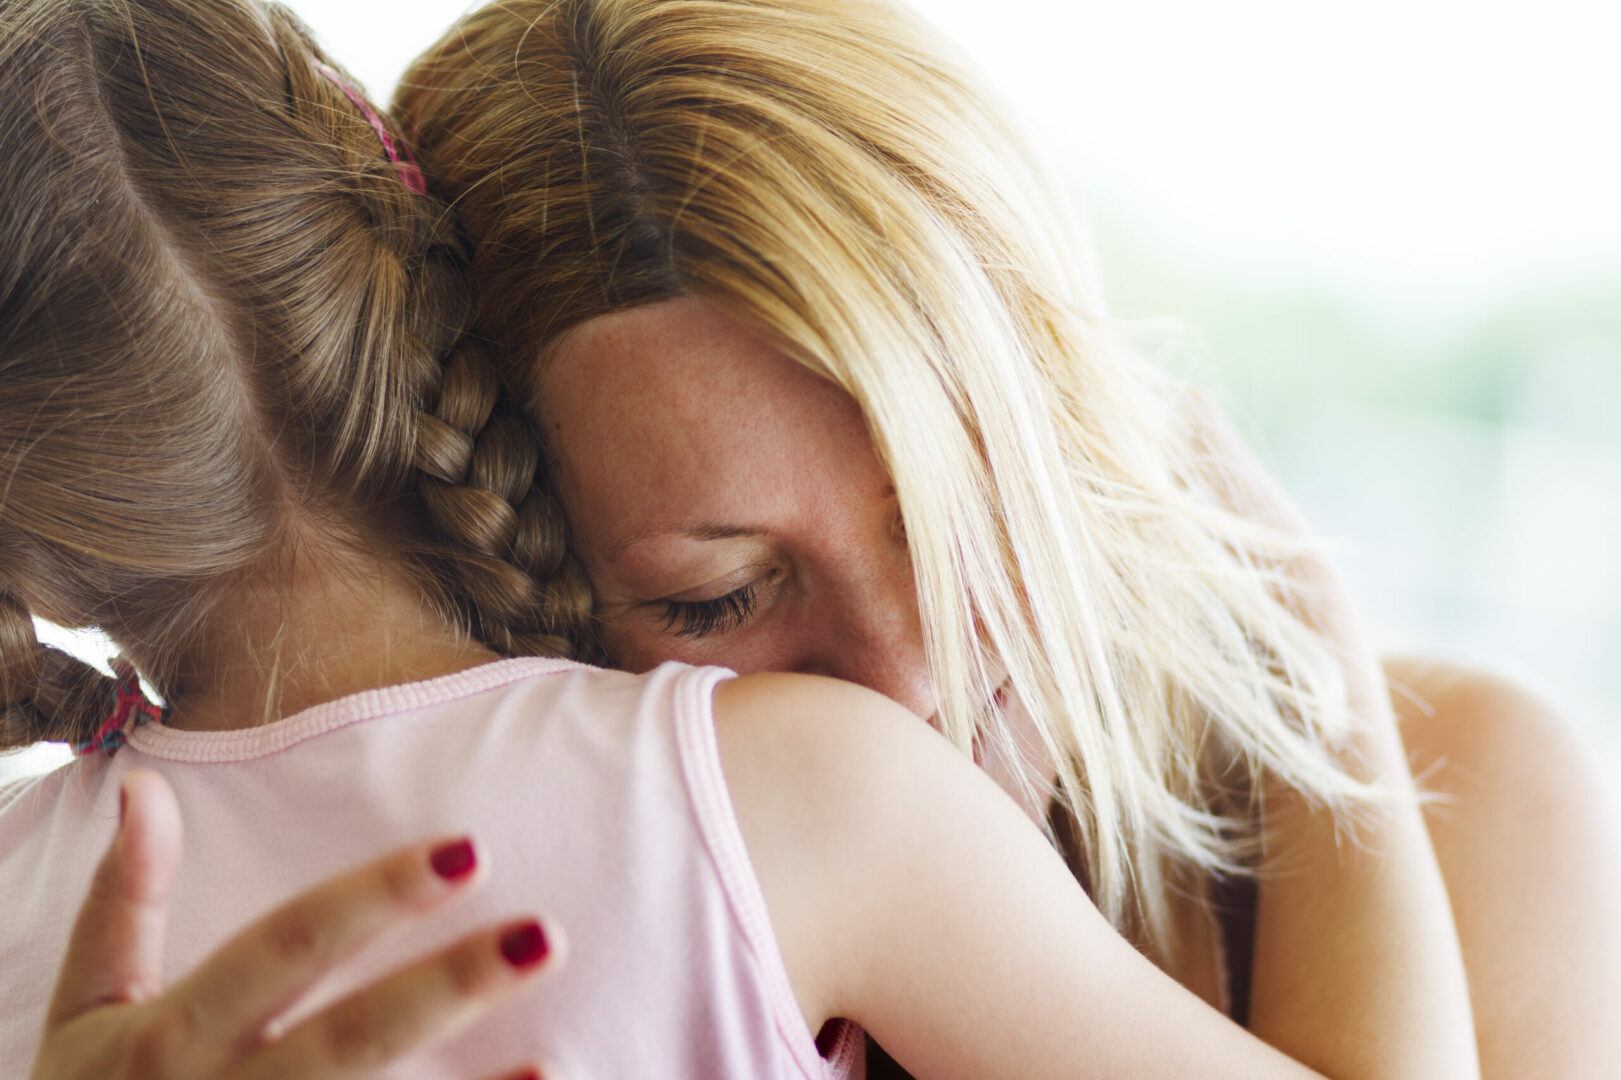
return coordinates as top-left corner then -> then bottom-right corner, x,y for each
397,0 -> 1373,952
0,0 -> 577,751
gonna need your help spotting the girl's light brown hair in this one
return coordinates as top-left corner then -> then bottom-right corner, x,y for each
398,0 -> 1381,955
0,0 -> 580,752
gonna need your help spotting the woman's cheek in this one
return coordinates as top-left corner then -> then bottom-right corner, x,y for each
598,623 -> 679,673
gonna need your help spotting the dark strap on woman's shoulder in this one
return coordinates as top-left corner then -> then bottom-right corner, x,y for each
1210,871 -> 1257,1027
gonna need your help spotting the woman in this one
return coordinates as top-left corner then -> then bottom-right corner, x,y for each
391,0 -> 1621,1075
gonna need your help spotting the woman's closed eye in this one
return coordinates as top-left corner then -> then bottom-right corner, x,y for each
660,581 -> 759,638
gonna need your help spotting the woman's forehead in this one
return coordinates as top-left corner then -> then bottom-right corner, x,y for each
535,297 -> 875,548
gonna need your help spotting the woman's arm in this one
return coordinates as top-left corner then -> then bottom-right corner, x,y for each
1183,393 -> 1478,1076
718,672 -> 1477,1080
1247,680 -> 1477,1076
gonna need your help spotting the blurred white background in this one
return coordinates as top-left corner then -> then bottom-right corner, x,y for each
7,0 -> 1618,782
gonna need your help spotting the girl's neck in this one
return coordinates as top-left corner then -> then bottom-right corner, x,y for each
157,544 -> 499,734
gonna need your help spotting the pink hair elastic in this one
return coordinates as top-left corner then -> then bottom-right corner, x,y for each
311,60 -> 428,195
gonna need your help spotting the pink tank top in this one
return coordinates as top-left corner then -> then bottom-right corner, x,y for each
0,658 -> 865,1079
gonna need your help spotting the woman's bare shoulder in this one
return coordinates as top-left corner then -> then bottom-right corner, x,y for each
1380,655 -> 1598,772
1378,655 -> 1621,1075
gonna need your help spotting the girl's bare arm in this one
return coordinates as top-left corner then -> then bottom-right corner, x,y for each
718,672 -> 1478,1080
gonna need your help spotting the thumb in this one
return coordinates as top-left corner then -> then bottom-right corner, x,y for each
45,767 -> 183,1028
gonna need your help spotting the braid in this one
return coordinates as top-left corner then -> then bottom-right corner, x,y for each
0,591 -> 112,752
411,335 -> 594,659
271,14 -> 593,660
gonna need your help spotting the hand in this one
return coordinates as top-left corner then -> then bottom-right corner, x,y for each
31,768 -> 560,1080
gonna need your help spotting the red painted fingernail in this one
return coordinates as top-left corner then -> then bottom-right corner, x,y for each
429,838 -> 477,882
499,920 -> 549,969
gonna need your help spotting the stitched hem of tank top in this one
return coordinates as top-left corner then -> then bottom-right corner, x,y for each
121,657 -> 582,763
672,666 -> 842,1080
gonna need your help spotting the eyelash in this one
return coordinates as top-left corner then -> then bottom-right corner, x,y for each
659,582 -> 760,638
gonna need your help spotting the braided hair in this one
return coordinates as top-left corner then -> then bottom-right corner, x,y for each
0,0 -> 584,752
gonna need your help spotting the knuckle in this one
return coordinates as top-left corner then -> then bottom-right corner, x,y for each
322,1000 -> 384,1069
170,992 -> 207,1043
379,852 -> 422,906
325,998 -> 382,1063
444,940 -> 492,997
123,1012 -> 186,1077
83,850 -> 131,915
264,905 -> 326,967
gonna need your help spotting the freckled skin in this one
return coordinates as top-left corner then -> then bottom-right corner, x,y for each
539,296 -> 935,720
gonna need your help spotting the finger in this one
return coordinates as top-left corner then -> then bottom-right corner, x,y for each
46,767 -> 184,1027
166,834 -> 489,1048
237,915 -> 565,1080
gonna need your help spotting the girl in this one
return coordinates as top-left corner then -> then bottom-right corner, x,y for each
0,0 -> 1478,1077
393,0 -> 1621,1075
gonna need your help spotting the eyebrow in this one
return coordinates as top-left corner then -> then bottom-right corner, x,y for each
604,522 -> 767,563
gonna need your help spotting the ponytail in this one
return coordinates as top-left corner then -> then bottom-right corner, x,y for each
0,592 -> 112,752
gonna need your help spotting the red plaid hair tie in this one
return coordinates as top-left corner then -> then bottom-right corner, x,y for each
73,658 -> 163,757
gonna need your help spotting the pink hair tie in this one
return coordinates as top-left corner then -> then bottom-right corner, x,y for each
311,60 -> 429,195
73,658 -> 164,757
